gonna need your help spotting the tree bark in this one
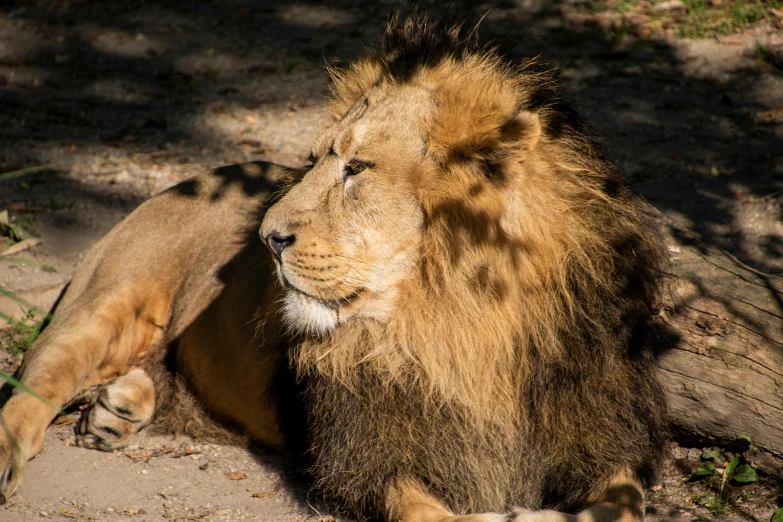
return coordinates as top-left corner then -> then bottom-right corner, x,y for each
655,221 -> 783,474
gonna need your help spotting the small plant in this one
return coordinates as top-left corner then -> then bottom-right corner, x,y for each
755,41 -> 783,73
690,490 -> 730,514
688,435 -> 759,514
0,313 -> 43,354
278,50 -> 300,74
605,18 -> 636,47
0,209 -> 35,244
47,197 -> 77,211
0,207 -> 52,359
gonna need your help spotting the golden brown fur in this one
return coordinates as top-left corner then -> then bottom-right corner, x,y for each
1,9 -> 667,522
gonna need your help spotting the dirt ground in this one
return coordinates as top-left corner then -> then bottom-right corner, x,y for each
1,1 -> 782,521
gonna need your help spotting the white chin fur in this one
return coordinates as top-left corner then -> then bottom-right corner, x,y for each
282,291 -> 338,335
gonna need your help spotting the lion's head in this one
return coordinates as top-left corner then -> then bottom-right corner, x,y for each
260,82 -> 428,335
260,12 -> 663,415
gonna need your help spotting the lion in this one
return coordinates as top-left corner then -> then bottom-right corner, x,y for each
0,10 -> 668,522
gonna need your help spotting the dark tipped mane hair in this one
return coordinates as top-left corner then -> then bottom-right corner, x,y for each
377,7 -> 607,154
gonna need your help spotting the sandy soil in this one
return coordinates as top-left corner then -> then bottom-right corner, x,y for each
1,1 -> 782,521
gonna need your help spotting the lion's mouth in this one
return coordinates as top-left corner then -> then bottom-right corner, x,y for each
281,275 -> 365,310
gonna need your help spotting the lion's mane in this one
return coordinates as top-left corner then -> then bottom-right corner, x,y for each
290,10 -> 668,520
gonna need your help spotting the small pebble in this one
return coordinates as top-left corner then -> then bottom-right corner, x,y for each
199,462 -> 209,471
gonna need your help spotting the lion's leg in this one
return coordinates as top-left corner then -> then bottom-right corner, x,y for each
384,479 -> 508,522
507,475 -> 644,522
0,294 -> 165,502
76,367 -> 156,451
384,472 -> 644,522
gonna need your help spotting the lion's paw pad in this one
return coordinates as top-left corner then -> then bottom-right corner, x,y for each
76,368 -> 155,451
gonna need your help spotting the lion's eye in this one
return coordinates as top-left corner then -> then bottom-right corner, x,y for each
342,160 -> 374,181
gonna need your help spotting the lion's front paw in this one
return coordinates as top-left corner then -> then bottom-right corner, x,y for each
0,435 -> 26,504
508,507 -> 535,517
0,392 -> 54,504
506,507 -> 576,522
77,368 -> 155,451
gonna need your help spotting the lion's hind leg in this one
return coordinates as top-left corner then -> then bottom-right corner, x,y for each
76,367 -> 156,451
385,473 -> 644,522
506,478 -> 644,522
506,482 -> 644,522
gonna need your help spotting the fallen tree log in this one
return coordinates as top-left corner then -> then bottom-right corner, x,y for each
656,221 -> 783,475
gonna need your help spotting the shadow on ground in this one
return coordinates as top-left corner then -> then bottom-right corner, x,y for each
0,0 -> 780,273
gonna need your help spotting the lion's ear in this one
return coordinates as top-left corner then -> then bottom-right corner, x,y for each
428,107 -> 541,165
512,110 -> 541,152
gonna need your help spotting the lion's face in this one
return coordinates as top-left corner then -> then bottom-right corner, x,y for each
260,85 -> 431,334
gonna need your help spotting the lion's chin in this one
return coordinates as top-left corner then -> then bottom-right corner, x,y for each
281,290 -> 339,335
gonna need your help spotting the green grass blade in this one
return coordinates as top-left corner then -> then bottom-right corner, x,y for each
0,370 -> 64,415
0,416 -> 24,463
0,256 -> 57,272
721,455 -> 740,493
0,285 -> 59,324
0,165 -> 50,180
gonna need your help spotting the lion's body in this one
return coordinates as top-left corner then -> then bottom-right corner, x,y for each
1,10 -> 667,522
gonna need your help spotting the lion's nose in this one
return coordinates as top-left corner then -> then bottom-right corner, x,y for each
265,230 -> 295,259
